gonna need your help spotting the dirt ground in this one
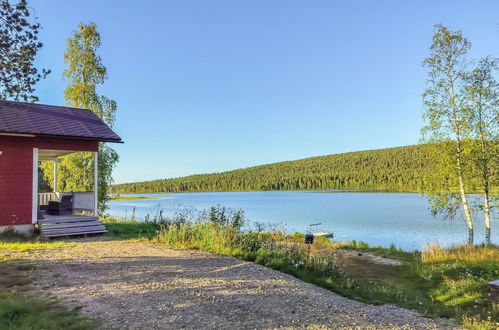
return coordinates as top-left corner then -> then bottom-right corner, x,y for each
2,240 -> 457,329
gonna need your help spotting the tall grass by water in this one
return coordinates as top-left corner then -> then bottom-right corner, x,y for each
422,243 -> 499,263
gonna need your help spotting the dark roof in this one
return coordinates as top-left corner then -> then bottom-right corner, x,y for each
0,101 -> 123,143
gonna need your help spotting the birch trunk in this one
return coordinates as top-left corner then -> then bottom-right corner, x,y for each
450,78 -> 473,245
456,152 -> 474,245
483,190 -> 491,245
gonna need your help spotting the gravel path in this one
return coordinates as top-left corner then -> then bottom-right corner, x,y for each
7,240 -> 456,329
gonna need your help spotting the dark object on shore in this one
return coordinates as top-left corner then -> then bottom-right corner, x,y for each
488,280 -> 499,301
357,251 -> 363,256
304,234 -> 314,244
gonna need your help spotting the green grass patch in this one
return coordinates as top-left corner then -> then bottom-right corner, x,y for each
0,292 -> 95,330
0,241 -> 72,253
0,228 -> 73,253
101,217 -> 161,240
335,240 -> 415,262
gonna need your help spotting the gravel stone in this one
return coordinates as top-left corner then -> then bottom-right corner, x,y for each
4,240 -> 459,329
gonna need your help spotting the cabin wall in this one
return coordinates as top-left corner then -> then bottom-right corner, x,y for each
0,135 -> 98,229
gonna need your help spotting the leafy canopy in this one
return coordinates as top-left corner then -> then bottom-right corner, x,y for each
41,23 -> 118,214
0,0 -> 49,102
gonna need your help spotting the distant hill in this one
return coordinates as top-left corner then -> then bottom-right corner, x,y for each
112,144 -> 437,194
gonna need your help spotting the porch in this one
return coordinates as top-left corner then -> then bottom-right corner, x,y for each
35,149 -> 107,237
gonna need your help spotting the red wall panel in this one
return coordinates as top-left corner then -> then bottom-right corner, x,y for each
0,136 -> 98,226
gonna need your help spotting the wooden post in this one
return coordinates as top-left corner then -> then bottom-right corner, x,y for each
94,151 -> 98,216
32,148 -> 38,224
53,159 -> 58,192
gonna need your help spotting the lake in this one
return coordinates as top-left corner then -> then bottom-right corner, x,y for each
107,191 -> 497,251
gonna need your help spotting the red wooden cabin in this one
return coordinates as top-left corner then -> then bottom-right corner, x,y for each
0,101 -> 123,236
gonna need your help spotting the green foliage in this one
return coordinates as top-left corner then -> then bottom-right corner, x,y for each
207,204 -> 245,228
101,217 -> 160,240
40,22 -> 119,214
421,24 -> 476,244
63,23 -> 116,124
463,57 -> 498,245
0,0 -> 50,102
112,144 -> 445,193
421,24 -> 498,245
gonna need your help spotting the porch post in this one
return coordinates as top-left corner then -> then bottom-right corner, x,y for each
53,159 -> 58,192
94,151 -> 98,216
32,148 -> 39,224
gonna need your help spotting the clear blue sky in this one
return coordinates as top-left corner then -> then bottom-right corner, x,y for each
30,1 -> 499,184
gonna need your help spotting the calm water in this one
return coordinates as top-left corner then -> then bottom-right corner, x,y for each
107,191 -> 497,251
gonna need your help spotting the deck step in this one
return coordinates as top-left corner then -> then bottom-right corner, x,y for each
43,229 -> 107,238
40,221 -> 103,230
38,216 -> 99,224
40,226 -> 107,237
41,225 -> 106,234
38,217 -> 107,238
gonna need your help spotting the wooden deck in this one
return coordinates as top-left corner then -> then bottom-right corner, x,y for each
38,214 -> 107,238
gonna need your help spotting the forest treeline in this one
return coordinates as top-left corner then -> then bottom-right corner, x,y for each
112,144 -> 444,194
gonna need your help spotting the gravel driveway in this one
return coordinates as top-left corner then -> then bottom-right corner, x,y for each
9,240 -> 456,329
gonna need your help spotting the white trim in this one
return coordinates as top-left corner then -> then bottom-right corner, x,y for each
94,151 -> 98,216
32,148 -> 39,224
53,159 -> 58,192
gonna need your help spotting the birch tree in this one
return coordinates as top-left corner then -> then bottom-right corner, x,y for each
463,57 -> 498,245
41,22 -> 118,214
421,24 -> 475,244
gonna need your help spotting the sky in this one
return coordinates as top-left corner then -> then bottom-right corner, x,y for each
29,0 -> 499,184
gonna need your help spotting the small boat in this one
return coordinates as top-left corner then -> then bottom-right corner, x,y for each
308,223 -> 333,238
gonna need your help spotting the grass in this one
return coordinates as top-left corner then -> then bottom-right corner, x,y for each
0,228 -> 74,252
0,241 -> 72,252
0,228 -> 95,329
101,217 -> 161,239
0,292 -> 95,329
330,239 -> 416,262
0,237 -> 95,329
422,243 -> 498,263
153,222 -> 498,329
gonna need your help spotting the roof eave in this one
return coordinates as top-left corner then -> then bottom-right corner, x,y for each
0,131 -> 124,144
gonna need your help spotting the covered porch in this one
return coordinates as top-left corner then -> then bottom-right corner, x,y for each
35,148 -> 107,237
